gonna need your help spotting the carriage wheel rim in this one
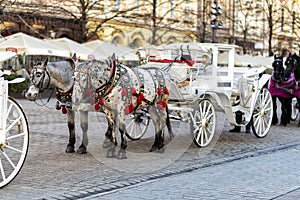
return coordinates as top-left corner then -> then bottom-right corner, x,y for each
125,113 -> 150,140
0,98 -> 29,188
252,88 -> 273,137
193,100 -> 216,147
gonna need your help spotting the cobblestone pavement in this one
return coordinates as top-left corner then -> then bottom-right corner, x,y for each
1,98 -> 300,199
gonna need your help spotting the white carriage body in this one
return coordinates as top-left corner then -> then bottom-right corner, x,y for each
140,43 -> 271,127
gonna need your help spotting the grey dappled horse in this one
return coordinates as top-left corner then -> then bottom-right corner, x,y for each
73,59 -> 173,159
24,59 -> 91,154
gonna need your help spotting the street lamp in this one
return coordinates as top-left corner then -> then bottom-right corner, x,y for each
211,0 -> 222,43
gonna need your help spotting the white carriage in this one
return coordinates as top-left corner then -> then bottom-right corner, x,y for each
126,43 -> 273,147
0,52 -> 29,188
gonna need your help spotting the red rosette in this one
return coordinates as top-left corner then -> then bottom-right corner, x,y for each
99,98 -> 104,106
157,87 -> 162,95
132,87 -> 137,95
62,106 -> 67,114
164,87 -> 169,95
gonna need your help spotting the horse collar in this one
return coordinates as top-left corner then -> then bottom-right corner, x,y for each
95,61 -> 120,101
56,86 -> 73,103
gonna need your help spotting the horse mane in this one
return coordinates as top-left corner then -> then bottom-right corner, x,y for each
293,53 -> 300,81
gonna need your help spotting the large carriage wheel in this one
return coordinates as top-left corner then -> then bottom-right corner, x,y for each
125,111 -> 150,140
291,97 -> 299,121
0,97 -> 29,188
190,99 -> 216,147
251,88 -> 273,138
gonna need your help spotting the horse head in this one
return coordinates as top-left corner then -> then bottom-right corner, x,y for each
24,59 -> 50,101
272,55 -> 284,83
284,53 -> 297,80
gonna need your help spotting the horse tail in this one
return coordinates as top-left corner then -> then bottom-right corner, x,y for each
165,105 -> 174,139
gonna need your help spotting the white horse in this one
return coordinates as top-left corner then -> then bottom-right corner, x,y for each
24,59 -> 92,154
73,58 -> 173,159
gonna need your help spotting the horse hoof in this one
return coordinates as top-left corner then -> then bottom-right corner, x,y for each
117,149 -> 127,159
158,147 -> 165,153
65,145 -> 75,153
149,145 -> 157,152
103,138 -> 111,149
106,149 -> 116,158
77,146 -> 87,154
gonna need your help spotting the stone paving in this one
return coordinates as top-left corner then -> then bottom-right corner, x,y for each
1,98 -> 300,199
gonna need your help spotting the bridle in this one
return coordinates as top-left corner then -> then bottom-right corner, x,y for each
30,65 -> 51,93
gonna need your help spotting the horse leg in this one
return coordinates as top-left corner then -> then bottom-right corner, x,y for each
297,97 -> 300,127
77,111 -> 88,154
102,124 -> 113,148
104,108 -> 117,158
286,97 -> 292,124
66,109 -> 75,153
166,106 -> 174,139
272,96 -> 278,125
279,97 -> 288,126
117,121 -> 128,159
148,105 -> 165,152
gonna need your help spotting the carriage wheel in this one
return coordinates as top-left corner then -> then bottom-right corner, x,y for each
125,111 -> 150,140
251,88 -> 273,138
291,97 -> 299,121
190,99 -> 216,147
0,97 -> 29,188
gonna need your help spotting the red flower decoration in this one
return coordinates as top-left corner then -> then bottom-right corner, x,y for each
164,87 -> 169,95
125,104 -> 135,114
162,100 -> 167,108
99,98 -> 104,106
62,106 -> 67,114
157,87 -> 162,95
94,103 -> 100,110
132,87 -> 137,95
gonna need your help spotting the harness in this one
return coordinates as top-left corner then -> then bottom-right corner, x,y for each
93,62 -> 169,114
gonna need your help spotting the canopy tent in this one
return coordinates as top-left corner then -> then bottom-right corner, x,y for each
0,51 -> 17,62
44,38 -> 105,60
0,32 -> 69,57
83,40 -> 132,59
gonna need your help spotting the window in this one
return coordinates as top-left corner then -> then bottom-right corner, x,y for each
170,0 -> 175,19
114,0 -> 121,10
185,0 -> 190,21
134,0 -> 140,14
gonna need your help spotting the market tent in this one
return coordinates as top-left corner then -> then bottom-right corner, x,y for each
44,38 -> 104,60
118,49 -> 139,61
83,40 -> 132,59
0,32 -> 69,57
0,51 -> 17,62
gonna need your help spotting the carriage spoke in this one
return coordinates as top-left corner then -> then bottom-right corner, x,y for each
5,144 -> 24,154
0,159 -> 5,181
6,132 -> 26,140
5,104 -> 13,119
2,151 -> 16,169
6,117 -> 22,133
